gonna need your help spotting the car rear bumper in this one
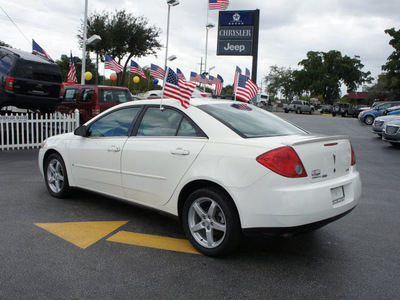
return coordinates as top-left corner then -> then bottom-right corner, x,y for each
0,91 -> 61,111
231,168 -> 361,230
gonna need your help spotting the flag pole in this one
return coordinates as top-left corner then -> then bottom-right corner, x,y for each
160,67 -> 169,111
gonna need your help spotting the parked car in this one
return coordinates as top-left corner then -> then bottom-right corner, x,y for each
384,105 -> 400,116
354,105 -> 369,118
372,115 -> 400,137
359,101 -> 400,125
56,85 -> 133,124
319,104 -> 332,114
283,100 -> 314,114
0,46 -> 62,113
331,103 -> 357,117
382,119 -> 400,148
143,87 -> 211,99
38,98 -> 361,256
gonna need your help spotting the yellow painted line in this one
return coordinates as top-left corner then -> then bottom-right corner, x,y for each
35,221 -> 129,249
107,231 -> 201,255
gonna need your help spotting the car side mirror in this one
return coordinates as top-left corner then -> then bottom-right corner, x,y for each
74,125 -> 89,137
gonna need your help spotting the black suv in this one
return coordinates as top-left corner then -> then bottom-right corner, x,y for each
0,46 -> 62,113
332,103 -> 357,117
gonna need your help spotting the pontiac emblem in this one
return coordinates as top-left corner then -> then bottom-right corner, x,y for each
333,154 -> 336,173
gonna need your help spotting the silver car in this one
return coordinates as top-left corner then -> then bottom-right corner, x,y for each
372,115 -> 400,136
382,119 -> 400,148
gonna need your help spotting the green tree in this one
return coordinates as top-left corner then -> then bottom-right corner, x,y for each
79,10 -> 162,86
56,54 -> 98,84
0,40 -> 11,47
382,28 -> 400,94
264,66 -> 295,102
295,50 -> 372,104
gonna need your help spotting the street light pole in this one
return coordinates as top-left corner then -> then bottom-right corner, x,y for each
164,0 -> 179,69
81,0 -> 88,85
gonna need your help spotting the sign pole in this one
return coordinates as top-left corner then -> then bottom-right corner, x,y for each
251,9 -> 260,85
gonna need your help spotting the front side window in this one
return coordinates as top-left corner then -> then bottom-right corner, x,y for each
64,89 -> 78,103
198,103 -> 307,138
137,107 -> 203,137
88,107 -> 141,137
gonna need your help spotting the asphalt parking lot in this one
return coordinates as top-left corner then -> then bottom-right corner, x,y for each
1,112 -> 399,299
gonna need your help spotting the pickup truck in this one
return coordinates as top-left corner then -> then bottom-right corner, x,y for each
283,100 -> 314,114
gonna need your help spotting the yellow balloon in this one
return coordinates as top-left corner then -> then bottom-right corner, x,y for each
84,72 -> 92,81
133,76 -> 140,83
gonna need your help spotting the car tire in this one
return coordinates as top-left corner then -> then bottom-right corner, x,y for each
342,111 -> 347,117
284,109 -> 289,113
365,115 -> 374,125
296,108 -> 301,114
44,153 -> 70,198
309,109 -> 314,115
182,187 -> 242,256
332,113 -> 336,117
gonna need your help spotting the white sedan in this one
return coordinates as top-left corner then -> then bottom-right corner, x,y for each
38,99 -> 361,256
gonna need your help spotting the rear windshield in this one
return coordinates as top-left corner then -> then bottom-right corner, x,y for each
100,89 -> 132,103
198,102 -> 307,138
14,60 -> 61,82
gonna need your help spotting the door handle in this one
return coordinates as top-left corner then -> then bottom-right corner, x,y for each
107,146 -> 120,152
171,148 -> 190,155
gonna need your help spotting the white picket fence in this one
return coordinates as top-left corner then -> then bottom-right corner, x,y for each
0,110 -> 80,151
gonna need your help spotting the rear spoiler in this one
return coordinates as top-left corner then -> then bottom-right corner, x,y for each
289,135 -> 349,146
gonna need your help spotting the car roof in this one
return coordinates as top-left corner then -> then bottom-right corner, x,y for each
0,46 -> 55,64
109,97 -> 235,109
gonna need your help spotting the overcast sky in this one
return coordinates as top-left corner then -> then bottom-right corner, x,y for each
1,0 -> 399,93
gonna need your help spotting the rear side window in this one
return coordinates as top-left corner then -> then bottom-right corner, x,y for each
81,89 -> 93,103
100,90 -> 132,103
0,53 -> 13,75
137,107 -> 203,137
64,89 -> 78,103
198,103 -> 307,138
14,60 -> 61,82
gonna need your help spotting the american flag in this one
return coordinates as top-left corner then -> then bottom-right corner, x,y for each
163,68 -> 197,109
233,66 -> 242,94
214,74 -> 224,95
209,0 -> 229,10
235,74 -> 258,102
190,72 -> 201,83
105,54 -> 124,73
199,74 -> 211,85
67,52 -> 77,83
32,39 -> 53,61
177,68 -> 186,80
130,60 -> 147,79
150,64 -> 166,80
245,68 -> 251,78
179,79 -> 198,108
231,103 -> 252,111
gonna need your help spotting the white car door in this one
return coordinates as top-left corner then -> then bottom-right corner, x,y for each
121,106 -> 208,206
69,107 -> 141,197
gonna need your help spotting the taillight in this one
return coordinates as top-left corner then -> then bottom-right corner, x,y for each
200,93 -> 207,97
92,105 -> 100,115
5,76 -> 14,91
256,146 -> 307,178
350,142 -> 356,166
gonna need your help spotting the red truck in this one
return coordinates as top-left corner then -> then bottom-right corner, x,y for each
57,85 -> 133,124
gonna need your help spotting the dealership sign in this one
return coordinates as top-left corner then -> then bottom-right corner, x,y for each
217,11 -> 259,56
